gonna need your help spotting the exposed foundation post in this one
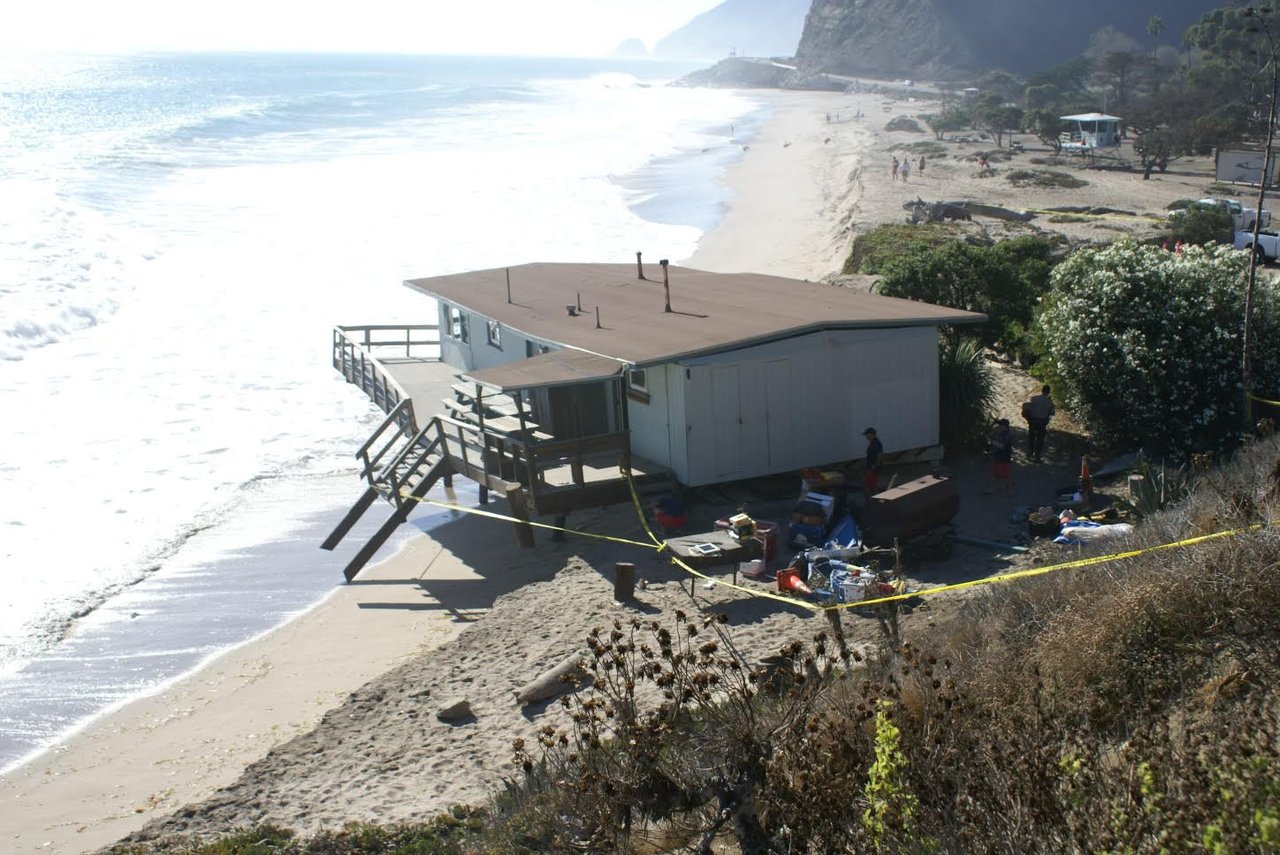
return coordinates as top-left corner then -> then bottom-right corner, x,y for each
614,562 -> 636,601
506,484 -> 535,548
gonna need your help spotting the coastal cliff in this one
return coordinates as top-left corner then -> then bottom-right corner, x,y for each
796,0 -> 1220,79
652,0 -> 809,60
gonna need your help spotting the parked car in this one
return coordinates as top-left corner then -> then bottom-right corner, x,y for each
1192,198 -> 1271,232
1233,229 -> 1280,263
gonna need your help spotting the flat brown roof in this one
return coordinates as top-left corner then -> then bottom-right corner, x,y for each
463,349 -> 625,392
406,262 -> 985,367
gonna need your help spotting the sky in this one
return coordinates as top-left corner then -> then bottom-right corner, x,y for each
2,0 -> 727,56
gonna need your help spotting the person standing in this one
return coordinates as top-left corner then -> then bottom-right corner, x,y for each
918,155 -> 926,176
1021,384 -> 1055,462
900,158 -> 911,182
862,427 -> 883,495
891,156 -> 899,181
987,419 -> 1014,495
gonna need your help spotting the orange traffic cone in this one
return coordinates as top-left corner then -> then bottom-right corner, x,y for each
1080,456 -> 1093,496
776,567 -> 814,596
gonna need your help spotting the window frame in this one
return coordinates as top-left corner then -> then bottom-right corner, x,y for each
447,305 -> 469,343
626,367 -> 650,404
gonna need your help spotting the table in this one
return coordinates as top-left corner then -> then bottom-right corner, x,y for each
662,530 -> 761,593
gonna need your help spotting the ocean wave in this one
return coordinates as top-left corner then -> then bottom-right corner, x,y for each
0,180 -> 154,359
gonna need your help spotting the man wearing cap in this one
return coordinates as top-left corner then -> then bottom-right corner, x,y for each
862,427 -> 883,495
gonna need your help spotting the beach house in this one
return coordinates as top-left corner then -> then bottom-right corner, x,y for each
1059,112 -> 1123,151
326,259 -> 984,577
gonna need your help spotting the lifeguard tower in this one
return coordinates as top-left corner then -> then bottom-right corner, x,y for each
1059,113 -> 1123,151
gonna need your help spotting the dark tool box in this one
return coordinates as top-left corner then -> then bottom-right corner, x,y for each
861,474 -> 959,547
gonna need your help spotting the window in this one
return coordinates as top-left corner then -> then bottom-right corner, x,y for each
627,367 -> 650,404
448,306 -> 468,343
486,319 -> 502,349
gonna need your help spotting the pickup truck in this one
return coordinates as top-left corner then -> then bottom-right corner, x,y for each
1233,229 -> 1280,263
1194,198 -> 1271,232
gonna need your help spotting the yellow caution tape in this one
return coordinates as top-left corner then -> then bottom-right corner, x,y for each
833,520 -> 1271,611
398,478 -> 1275,618
1250,392 -> 1280,408
402,493 -> 653,549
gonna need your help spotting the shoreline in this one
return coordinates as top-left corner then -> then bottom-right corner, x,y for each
687,89 -> 873,280
0,529 -> 483,853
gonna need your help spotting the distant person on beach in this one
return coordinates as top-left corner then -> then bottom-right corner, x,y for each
1021,384 -> 1055,462
978,154 -> 990,174
900,158 -> 910,182
918,155 -> 926,176
987,419 -> 1014,495
891,156 -> 899,181
862,427 -> 883,495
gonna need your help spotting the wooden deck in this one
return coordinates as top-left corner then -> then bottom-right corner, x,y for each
326,326 -> 672,578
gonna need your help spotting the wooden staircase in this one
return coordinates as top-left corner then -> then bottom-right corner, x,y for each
321,400 -> 456,580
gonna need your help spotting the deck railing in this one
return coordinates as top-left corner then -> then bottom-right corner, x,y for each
335,324 -> 441,358
334,322 -> 634,516
332,324 -> 439,417
355,399 -> 419,484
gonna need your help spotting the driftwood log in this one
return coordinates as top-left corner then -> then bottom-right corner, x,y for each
903,198 -> 972,223
904,198 -> 1034,224
514,653 -> 588,706
948,201 -> 1036,222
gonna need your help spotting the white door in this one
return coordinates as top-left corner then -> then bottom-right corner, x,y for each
764,358 -> 793,469
712,364 -> 742,478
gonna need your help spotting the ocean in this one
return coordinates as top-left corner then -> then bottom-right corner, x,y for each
0,51 -> 764,772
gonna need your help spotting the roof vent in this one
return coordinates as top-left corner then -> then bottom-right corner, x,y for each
566,305 -> 578,317
636,251 -> 646,280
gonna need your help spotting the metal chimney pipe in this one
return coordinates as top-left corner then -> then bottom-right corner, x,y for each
660,259 -> 671,312
576,291 -> 582,311
636,251 -> 646,280
595,306 -> 601,329
505,267 -> 512,304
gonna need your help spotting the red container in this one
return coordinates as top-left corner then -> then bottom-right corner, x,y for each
715,518 -> 779,567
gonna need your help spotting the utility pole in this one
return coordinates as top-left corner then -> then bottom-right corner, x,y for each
1244,7 -> 1280,432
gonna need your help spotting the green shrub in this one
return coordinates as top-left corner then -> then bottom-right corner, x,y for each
894,140 -> 947,157
938,336 -> 997,449
1004,169 -> 1087,189
1166,203 -> 1234,246
1033,240 -> 1280,456
842,223 -> 963,275
886,115 -> 924,133
876,237 -> 1056,357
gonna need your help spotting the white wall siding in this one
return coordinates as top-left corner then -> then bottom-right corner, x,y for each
438,304 -> 539,373
666,364 -> 690,483
674,327 -> 939,486
626,366 -> 674,472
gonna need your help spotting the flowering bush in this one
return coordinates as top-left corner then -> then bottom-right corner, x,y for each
1034,241 -> 1280,456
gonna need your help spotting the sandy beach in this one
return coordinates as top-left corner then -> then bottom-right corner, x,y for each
0,86 -> 1227,853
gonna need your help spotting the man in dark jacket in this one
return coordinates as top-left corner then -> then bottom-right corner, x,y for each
1022,385 -> 1055,462
862,427 -> 883,495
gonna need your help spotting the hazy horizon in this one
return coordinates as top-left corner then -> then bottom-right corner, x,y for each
4,0 -> 727,57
